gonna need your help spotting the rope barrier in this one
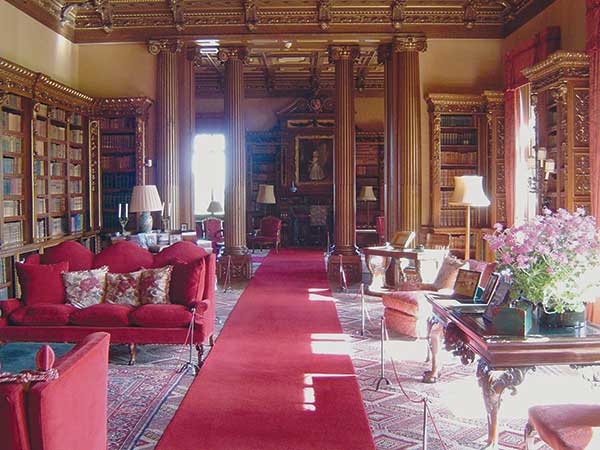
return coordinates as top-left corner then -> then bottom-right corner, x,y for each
0,368 -> 59,384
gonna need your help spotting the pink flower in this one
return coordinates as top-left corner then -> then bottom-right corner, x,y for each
79,277 -> 99,292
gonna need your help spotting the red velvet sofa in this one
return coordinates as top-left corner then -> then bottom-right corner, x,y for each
0,332 -> 109,450
0,241 -> 216,364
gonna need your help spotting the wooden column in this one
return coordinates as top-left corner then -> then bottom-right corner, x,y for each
149,39 -> 183,229
179,46 -> 197,228
217,47 -> 251,281
327,45 -> 362,283
379,34 -> 426,241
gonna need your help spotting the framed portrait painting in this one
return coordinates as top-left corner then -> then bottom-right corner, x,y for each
295,135 -> 334,187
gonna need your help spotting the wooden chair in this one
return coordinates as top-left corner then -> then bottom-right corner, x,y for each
425,232 -> 450,249
525,404 -> 600,449
248,216 -> 282,253
202,217 -> 224,253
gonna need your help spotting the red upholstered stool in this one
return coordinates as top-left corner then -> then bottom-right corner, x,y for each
525,404 -> 600,450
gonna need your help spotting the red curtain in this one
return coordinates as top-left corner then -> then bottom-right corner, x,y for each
503,27 -> 561,226
587,0 -> 600,322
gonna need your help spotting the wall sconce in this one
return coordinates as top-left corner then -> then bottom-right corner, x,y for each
528,147 -> 555,193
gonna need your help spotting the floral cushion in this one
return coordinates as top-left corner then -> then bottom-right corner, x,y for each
63,266 -> 109,309
104,271 -> 142,306
139,266 -> 173,305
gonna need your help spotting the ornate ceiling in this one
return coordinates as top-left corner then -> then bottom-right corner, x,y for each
7,0 -> 557,97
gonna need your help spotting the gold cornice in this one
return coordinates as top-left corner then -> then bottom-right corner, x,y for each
426,93 -> 486,114
482,90 -> 504,107
0,58 -> 37,98
521,51 -> 590,82
93,97 -> 154,117
148,39 -> 184,55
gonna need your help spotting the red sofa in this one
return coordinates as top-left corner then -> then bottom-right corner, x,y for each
0,241 -> 216,364
0,332 -> 109,450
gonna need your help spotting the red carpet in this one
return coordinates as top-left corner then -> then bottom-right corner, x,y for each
156,249 -> 375,450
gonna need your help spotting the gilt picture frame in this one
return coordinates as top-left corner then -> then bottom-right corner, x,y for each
294,135 -> 334,188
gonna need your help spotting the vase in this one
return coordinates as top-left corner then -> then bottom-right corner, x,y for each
539,308 -> 586,329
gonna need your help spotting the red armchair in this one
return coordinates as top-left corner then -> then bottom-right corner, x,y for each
202,217 -> 224,254
375,216 -> 385,245
248,216 -> 282,253
0,332 -> 109,450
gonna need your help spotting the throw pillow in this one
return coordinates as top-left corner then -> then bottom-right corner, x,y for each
16,261 -> 69,305
165,258 -> 206,306
104,271 -> 143,306
431,256 -> 466,291
139,266 -> 173,305
63,266 -> 109,309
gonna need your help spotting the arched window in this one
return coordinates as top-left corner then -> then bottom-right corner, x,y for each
192,133 -> 225,215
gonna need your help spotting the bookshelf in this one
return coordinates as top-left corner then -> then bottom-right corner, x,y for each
93,97 -> 153,232
522,52 -> 591,213
427,94 -> 491,259
0,92 -> 30,248
356,132 -> 384,228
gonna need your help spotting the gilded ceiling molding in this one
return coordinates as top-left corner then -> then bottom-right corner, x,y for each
391,33 -> 427,52
426,94 -> 486,114
169,0 -> 186,31
244,0 -> 258,31
328,45 -> 361,63
60,0 -> 113,33
318,0 -> 332,31
93,97 -> 153,119
148,39 -> 184,55
464,0 -> 477,29
217,47 -> 250,64
391,0 -> 406,30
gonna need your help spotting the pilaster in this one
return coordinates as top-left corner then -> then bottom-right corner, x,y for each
327,45 -> 361,283
217,46 -> 251,280
149,38 -> 183,229
379,34 -> 426,241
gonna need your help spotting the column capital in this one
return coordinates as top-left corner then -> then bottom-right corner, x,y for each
393,34 -> 427,52
217,47 -> 249,64
148,39 -> 184,55
328,45 -> 360,64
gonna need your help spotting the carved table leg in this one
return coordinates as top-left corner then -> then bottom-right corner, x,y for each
128,343 -> 137,366
476,359 -> 532,450
423,317 -> 443,383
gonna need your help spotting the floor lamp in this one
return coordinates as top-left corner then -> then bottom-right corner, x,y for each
256,184 -> 276,217
449,175 -> 490,259
358,186 -> 377,226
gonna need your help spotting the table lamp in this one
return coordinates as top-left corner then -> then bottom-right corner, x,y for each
449,175 -> 490,259
130,185 -> 163,233
256,184 -> 276,216
207,200 -> 223,215
358,186 -> 377,226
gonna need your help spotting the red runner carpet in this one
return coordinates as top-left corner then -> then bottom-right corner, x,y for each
156,248 -> 375,450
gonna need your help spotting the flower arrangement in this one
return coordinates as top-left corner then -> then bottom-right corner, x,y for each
485,208 -> 600,313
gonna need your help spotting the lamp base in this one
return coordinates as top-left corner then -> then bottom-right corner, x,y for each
138,211 -> 153,234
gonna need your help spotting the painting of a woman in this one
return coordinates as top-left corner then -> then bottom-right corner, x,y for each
296,136 -> 333,186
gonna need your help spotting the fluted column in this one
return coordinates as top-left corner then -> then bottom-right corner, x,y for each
149,39 -> 183,229
216,47 -> 251,281
379,34 -> 427,240
179,46 -> 197,227
327,45 -> 362,283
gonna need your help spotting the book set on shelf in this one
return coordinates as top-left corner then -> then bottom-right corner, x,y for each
426,92 -> 505,260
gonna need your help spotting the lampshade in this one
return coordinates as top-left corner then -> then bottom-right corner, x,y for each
449,176 -> 490,207
129,185 -> 163,212
256,184 -> 276,204
207,200 -> 223,214
358,186 -> 377,202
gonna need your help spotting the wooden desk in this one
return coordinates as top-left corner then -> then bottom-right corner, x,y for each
362,246 -> 448,295
424,294 -> 600,449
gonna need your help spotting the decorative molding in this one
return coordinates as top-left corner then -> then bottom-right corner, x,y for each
148,39 -> 184,56
169,0 -> 186,31
60,0 -> 113,33
522,51 -> 590,90
391,0 -> 406,30
328,45 -> 361,63
318,0 -> 332,31
426,93 -> 486,114
244,0 -> 258,31
463,0 -> 477,29
217,47 -> 249,64
574,89 -> 589,146
392,33 -> 427,52
92,97 -> 153,117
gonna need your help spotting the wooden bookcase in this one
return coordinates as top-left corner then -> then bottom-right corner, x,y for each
426,93 -> 494,259
356,132 -> 384,228
523,51 -> 591,213
93,98 -> 152,232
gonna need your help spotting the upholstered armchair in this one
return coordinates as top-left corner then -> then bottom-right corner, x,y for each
202,217 -> 224,254
425,232 -> 451,249
248,216 -> 282,253
525,404 -> 600,450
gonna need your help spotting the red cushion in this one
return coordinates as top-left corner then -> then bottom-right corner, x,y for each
41,241 -> 95,271
0,384 -> 30,450
28,332 -> 109,450
164,257 -> 206,306
529,404 -> 600,450
382,291 -> 434,317
130,304 -> 192,328
70,304 -> 133,327
16,261 -> 69,305
93,241 -> 154,273
9,304 -> 75,326
153,241 -> 209,267
384,308 -> 428,338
